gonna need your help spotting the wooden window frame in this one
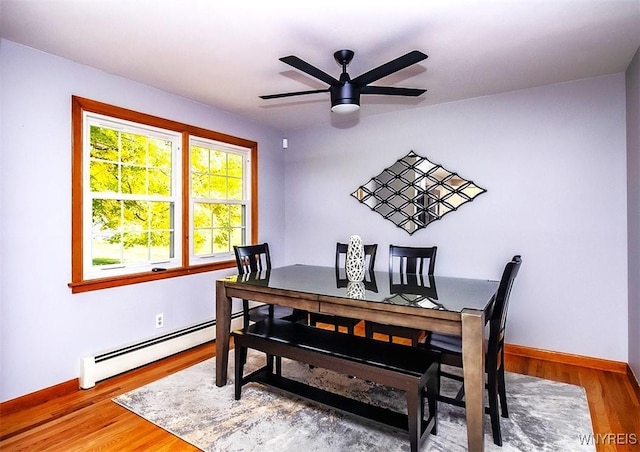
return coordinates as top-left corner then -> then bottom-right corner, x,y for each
69,96 -> 258,293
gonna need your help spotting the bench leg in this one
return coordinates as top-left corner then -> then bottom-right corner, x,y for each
234,342 -> 246,400
427,364 -> 439,435
266,353 -> 273,374
406,384 -> 422,452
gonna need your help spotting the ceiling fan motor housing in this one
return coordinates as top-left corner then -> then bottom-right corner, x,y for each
331,82 -> 360,109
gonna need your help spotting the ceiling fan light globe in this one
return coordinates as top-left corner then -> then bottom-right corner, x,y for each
331,103 -> 360,114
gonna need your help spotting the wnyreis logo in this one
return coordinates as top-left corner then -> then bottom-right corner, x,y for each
578,433 -> 638,446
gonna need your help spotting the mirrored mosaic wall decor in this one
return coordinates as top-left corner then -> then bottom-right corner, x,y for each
351,151 -> 486,235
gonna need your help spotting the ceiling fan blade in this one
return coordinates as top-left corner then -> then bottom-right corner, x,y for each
259,89 -> 329,100
360,86 -> 426,96
280,56 -> 339,86
352,50 -> 428,86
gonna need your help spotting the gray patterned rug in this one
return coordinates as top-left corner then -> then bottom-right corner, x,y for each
114,350 -> 595,451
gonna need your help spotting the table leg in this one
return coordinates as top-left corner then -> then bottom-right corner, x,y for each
461,309 -> 486,452
216,280 -> 232,386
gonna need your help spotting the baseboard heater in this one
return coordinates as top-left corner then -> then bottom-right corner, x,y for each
80,313 -> 244,389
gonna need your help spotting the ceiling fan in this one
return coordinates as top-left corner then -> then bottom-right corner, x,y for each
260,49 -> 428,114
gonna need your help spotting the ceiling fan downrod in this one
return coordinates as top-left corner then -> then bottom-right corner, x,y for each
334,49 -> 355,80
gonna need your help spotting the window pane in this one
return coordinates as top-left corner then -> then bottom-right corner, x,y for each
193,229 -> 212,255
149,168 -> 171,196
191,172 -> 209,198
228,153 -> 243,178
92,238 -> 122,266
121,132 -> 147,165
230,227 -> 244,249
210,150 -> 226,175
90,126 -> 119,161
228,177 -> 242,200
150,201 -> 172,229
90,161 -> 119,192
191,146 -> 209,173
91,195 -> 123,267
92,198 -> 122,231
211,204 -> 230,227
212,229 -> 230,254
209,175 -> 227,199
229,204 -> 243,227
121,166 -> 147,195
122,233 -> 150,263
149,138 -> 172,169
123,200 -> 148,232
150,231 -> 173,260
193,202 -> 212,228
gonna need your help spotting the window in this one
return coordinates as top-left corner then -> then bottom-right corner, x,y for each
84,114 -> 183,279
190,138 -> 250,262
70,96 -> 257,293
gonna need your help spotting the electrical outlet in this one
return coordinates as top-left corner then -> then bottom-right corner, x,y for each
156,313 -> 164,328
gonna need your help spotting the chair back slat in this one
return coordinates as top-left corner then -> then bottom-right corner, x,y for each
336,242 -> 378,274
234,243 -> 272,275
389,245 -> 437,275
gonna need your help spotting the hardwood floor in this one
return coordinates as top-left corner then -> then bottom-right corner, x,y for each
1,335 -> 639,451
504,354 -> 640,452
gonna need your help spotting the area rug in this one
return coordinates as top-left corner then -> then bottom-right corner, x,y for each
113,350 -> 595,451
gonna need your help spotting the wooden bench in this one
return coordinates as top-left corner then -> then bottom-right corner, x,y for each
232,318 -> 439,452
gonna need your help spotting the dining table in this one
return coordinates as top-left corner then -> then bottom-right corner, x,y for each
215,264 -> 499,452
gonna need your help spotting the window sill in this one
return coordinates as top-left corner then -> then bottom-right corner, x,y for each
68,260 -> 236,294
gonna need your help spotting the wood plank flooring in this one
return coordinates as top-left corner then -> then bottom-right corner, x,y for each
1,333 -> 639,451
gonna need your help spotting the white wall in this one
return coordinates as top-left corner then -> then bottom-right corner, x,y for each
627,47 -> 640,382
0,40 -> 285,402
284,74 -> 629,362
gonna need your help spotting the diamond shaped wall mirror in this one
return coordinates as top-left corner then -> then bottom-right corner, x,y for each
351,151 -> 486,235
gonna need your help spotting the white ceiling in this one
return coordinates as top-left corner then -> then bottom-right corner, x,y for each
1,0 -> 639,132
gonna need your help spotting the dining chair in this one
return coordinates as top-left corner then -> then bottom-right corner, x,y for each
423,255 -> 522,446
308,242 -> 378,334
234,243 -> 306,329
364,245 -> 437,346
